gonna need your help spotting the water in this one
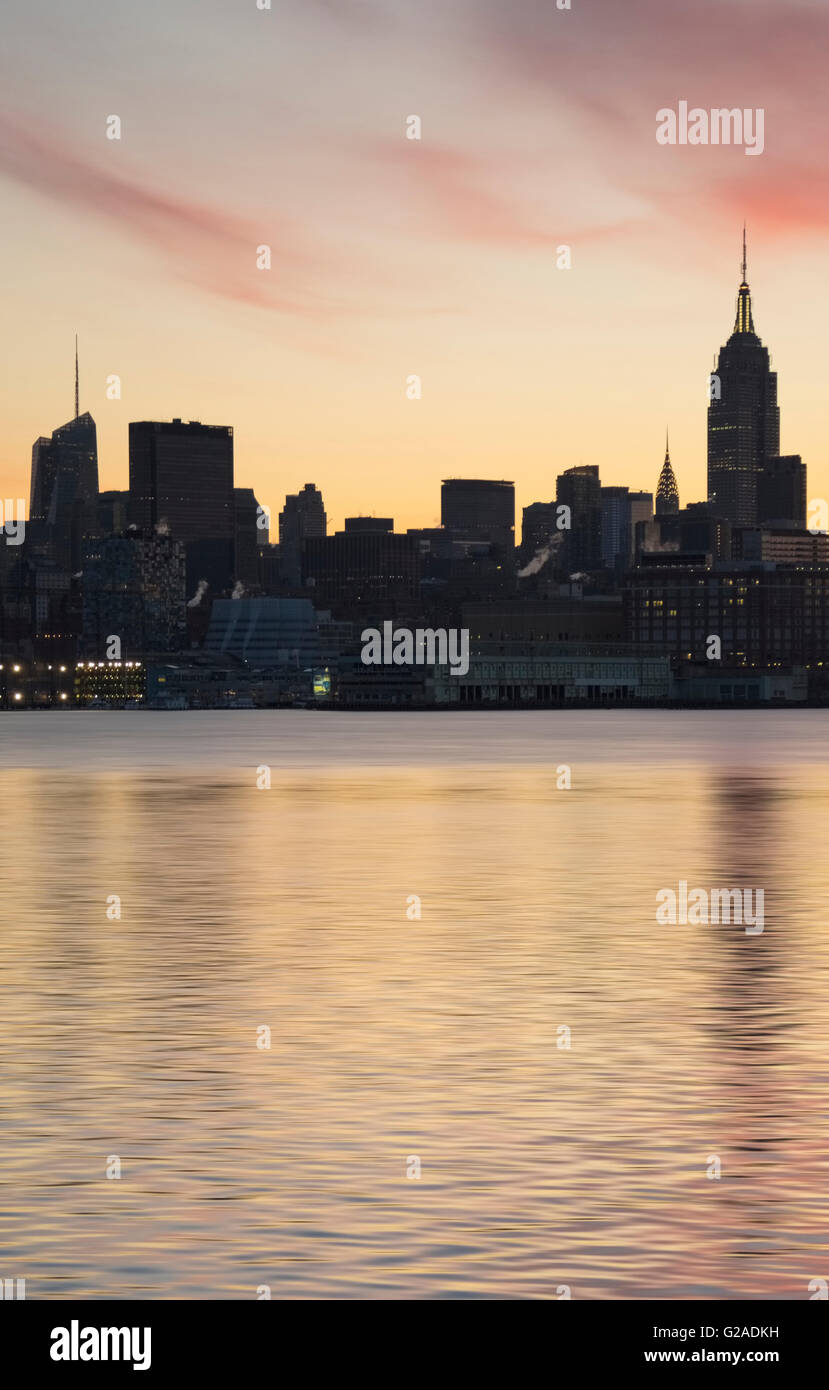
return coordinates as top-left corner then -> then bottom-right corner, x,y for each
1,710 -> 828,1299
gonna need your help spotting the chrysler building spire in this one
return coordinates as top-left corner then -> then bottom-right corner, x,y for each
656,430 -> 679,515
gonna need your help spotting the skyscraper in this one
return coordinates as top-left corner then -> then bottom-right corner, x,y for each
556,465 -> 602,573
234,487 -> 268,590
29,346 -> 99,572
708,233 -> 780,526
600,487 -> 632,571
440,479 -> 515,555
655,432 -> 679,515
758,454 -> 806,527
600,487 -> 652,571
278,483 -> 327,586
128,419 -> 235,596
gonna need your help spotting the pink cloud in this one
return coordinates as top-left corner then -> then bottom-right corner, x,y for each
711,166 -> 829,238
0,111 -> 342,318
431,0 -> 829,250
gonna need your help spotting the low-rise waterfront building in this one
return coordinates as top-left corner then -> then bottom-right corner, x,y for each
428,642 -> 672,705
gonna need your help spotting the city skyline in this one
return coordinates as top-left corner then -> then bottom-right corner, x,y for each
9,233 -> 812,546
2,0 -> 828,531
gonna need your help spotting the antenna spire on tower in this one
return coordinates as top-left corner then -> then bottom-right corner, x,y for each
733,227 -> 755,333
74,334 -> 79,419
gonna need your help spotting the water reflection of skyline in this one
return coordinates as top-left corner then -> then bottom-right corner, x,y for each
0,714 -> 828,1299
699,773 -> 798,1282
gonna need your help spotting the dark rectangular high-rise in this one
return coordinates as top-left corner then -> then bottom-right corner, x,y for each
440,479 -> 514,555
303,531 -> 420,607
557,465 -> 602,573
96,490 -> 129,537
758,455 -> 806,527
129,419 -> 235,596
234,486 -> 268,590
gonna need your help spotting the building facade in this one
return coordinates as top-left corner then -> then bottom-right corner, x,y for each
625,561 -> 829,667
734,526 -> 829,565
429,642 -> 672,705
303,531 -> 421,607
82,531 -> 186,656
204,596 -> 322,668
128,419 -> 235,595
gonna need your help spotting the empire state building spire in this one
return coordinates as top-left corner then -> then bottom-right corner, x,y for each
708,231 -> 779,526
734,225 -> 755,335
656,429 -> 679,515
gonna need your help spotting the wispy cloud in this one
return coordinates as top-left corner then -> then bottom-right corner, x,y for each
712,165 -> 829,237
0,111 -> 343,318
369,142 -> 556,248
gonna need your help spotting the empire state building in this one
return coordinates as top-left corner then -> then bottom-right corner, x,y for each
707,234 -> 779,526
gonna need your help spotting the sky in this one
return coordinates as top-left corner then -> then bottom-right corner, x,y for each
1,0 -> 828,534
